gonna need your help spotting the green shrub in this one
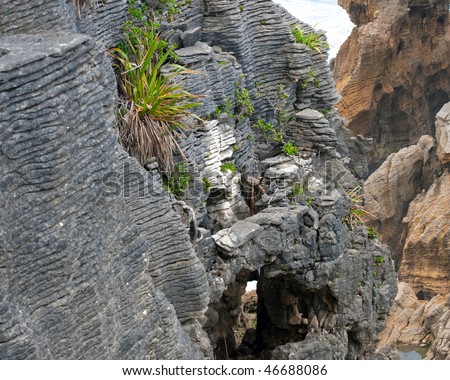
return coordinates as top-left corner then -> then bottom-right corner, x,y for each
220,162 -> 238,174
289,183 -> 305,205
235,87 -> 254,118
291,25 -> 329,54
253,118 -> 284,143
313,77 -> 321,88
202,177 -> 212,192
293,183 -> 304,197
153,0 -> 192,21
112,21 -> 199,170
223,97 -> 234,117
367,227 -> 379,240
273,84 -> 294,128
282,142 -> 299,156
299,70 -> 320,90
373,255 -> 384,265
305,197 -> 314,206
299,78 -> 309,91
319,108 -> 331,116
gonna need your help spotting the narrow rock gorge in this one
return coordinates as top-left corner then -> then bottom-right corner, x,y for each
4,0 -> 438,360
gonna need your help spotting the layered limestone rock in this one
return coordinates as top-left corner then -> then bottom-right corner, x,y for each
378,283 -> 450,360
164,0 -> 341,129
0,4 -> 208,359
200,199 -> 397,359
334,0 -> 450,165
363,135 -> 437,264
398,102 -> 450,298
1,0 -> 398,360
436,102 -> 450,163
399,170 -> 450,298
365,102 -> 450,295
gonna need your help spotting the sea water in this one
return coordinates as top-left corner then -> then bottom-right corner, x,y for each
273,0 -> 354,58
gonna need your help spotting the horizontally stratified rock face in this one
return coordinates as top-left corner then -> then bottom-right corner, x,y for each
334,0 -> 450,165
399,170 -> 450,298
164,1 -> 340,131
0,0 -> 398,360
365,102 -> 450,297
0,2 -> 208,359
396,103 -> 450,297
379,283 -> 450,360
363,135 -> 437,264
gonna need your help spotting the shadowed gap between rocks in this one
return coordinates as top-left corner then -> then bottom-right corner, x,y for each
208,269 -> 340,359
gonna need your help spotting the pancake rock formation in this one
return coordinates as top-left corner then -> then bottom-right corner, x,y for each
334,0 -> 450,166
0,0 -> 398,359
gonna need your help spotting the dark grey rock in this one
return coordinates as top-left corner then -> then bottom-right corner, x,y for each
272,333 -> 348,360
0,33 -> 207,359
181,27 -> 202,47
206,203 -> 397,358
213,221 -> 263,255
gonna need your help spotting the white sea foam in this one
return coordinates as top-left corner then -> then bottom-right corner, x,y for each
273,0 -> 354,58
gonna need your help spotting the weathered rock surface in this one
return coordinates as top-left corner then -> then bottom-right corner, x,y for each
364,102 -> 449,297
399,170 -> 450,297
334,0 -> 450,165
203,204 -> 397,359
378,282 -> 450,360
200,0 -> 331,118
272,333 -> 348,360
168,0 -> 341,126
1,0 -> 398,360
286,109 -> 338,149
363,135 -> 437,264
0,21 -> 208,360
436,102 -> 450,164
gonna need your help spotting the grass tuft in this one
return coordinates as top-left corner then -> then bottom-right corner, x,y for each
282,142 -> 299,156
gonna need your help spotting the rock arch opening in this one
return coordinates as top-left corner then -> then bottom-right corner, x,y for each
206,267 -> 340,359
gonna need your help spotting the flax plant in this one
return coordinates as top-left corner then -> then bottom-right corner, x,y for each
113,24 -> 199,170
